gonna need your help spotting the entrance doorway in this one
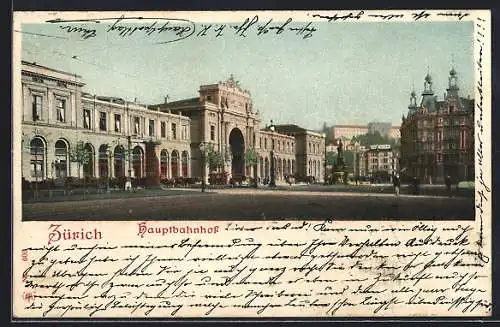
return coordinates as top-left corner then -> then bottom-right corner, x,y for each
229,128 -> 245,177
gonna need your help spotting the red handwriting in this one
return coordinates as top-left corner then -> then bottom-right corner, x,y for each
48,224 -> 102,245
22,249 -> 28,261
23,292 -> 34,302
137,222 -> 220,238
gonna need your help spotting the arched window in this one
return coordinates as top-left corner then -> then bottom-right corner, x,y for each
54,140 -> 68,178
30,138 -> 45,180
171,150 -> 179,178
98,145 -> 109,178
83,143 -> 94,178
160,150 -> 169,178
181,151 -> 189,177
114,146 -> 125,178
132,146 -> 144,178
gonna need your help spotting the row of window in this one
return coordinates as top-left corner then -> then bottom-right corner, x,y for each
84,110 -> 188,140
416,118 -> 466,128
368,165 -> 391,170
32,95 -> 67,123
370,158 -> 391,164
28,137 -> 190,179
307,159 -> 322,177
31,95 -> 189,140
259,137 -> 295,153
308,142 -> 323,155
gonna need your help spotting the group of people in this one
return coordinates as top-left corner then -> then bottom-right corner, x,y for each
392,174 -> 455,197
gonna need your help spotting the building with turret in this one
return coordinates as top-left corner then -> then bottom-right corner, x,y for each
400,66 -> 474,183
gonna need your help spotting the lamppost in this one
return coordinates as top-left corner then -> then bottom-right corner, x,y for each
199,142 -> 206,192
322,133 -> 327,185
269,125 -> 276,187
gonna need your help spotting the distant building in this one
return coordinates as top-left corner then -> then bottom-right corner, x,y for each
330,122 -> 400,144
389,126 -> 401,139
357,144 -> 398,182
330,125 -> 368,142
272,124 -> 325,181
400,67 -> 474,183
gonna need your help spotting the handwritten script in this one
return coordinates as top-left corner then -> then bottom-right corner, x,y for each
48,15 -> 318,42
17,221 -> 491,317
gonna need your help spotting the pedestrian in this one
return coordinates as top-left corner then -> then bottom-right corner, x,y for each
412,177 -> 420,195
445,175 -> 452,195
393,174 -> 400,197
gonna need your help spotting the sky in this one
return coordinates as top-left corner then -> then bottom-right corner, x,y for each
18,17 -> 474,130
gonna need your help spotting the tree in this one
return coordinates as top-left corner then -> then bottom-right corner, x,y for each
69,141 -> 91,179
204,144 -> 225,172
326,151 -> 336,166
245,148 -> 259,187
352,131 -> 396,147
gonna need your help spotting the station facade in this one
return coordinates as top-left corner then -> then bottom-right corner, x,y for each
20,62 -> 325,185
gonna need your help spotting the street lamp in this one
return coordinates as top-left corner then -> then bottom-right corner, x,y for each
322,133 -> 327,185
199,142 -> 206,192
269,125 -> 276,187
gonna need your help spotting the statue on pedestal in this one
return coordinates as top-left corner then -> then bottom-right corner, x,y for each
333,139 -> 347,184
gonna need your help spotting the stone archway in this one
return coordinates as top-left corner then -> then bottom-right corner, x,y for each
229,128 -> 245,178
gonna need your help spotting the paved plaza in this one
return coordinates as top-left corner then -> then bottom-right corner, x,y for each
21,186 -> 474,221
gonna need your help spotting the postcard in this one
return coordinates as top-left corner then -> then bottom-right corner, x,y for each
11,10 -> 492,319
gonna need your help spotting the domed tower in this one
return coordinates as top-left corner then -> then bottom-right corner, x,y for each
447,66 -> 459,95
445,60 -> 461,112
423,72 -> 433,94
421,70 -> 436,111
408,88 -> 418,116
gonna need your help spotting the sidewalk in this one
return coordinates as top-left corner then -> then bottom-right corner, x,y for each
22,187 -> 203,203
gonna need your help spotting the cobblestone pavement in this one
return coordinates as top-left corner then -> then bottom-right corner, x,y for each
22,188 -> 474,221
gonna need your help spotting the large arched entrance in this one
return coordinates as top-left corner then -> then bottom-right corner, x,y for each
229,128 -> 245,178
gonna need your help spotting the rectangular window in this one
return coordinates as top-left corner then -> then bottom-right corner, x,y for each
161,122 -> 166,138
32,95 -> 42,121
83,109 -> 91,129
56,98 -> 66,122
114,114 -> 121,132
149,119 -> 155,136
171,123 -> 177,140
99,112 -> 107,131
133,117 -> 140,134
182,125 -> 188,140
210,125 -> 215,141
